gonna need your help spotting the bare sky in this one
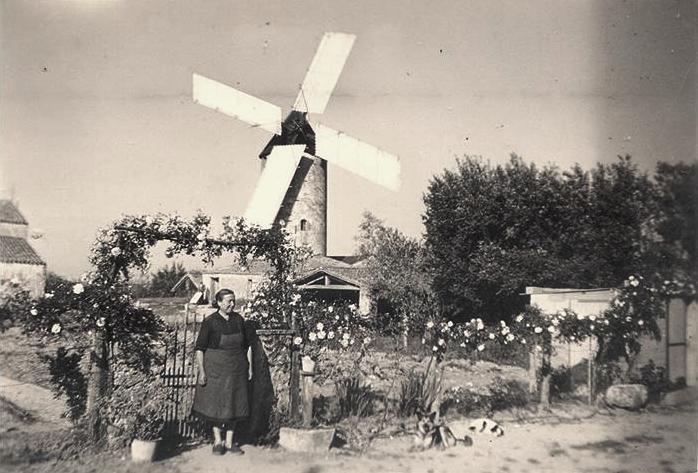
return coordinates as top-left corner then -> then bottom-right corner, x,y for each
1,0 -> 695,278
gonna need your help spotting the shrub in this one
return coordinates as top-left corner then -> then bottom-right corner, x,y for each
101,365 -> 171,446
487,377 -> 528,411
396,357 -> 443,417
441,377 -> 529,416
335,375 -> 374,419
396,369 -> 423,418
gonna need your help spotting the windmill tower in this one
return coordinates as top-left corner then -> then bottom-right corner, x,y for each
193,32 -> 400,256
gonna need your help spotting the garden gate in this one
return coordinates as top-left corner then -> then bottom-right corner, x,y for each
159,303 -> 299,438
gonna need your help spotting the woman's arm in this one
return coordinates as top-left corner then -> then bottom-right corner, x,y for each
196,350 -> 206,385
247,346 -> 253,381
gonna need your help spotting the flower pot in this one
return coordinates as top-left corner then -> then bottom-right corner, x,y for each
301,356 -> 316,374
131,438 -> 160,463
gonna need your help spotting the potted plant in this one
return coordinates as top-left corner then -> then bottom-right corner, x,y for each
103,365 -> 170,462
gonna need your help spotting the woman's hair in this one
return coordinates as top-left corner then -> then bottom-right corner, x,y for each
212,288 -> 236,308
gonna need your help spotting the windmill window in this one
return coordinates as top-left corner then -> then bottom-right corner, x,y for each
300,219 -> 309,231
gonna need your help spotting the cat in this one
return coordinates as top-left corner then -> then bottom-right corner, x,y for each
467,417 -> 505,437
413,411 -> 473,451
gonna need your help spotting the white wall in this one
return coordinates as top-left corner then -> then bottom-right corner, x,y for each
0,263 -> 45,298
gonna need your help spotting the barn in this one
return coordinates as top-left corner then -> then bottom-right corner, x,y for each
0,200 -> 46,297
178,255 -> 371,314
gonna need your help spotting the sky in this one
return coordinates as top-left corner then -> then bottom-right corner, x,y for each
1,0 -> 695,278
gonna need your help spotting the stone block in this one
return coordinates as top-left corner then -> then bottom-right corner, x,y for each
278,427 -> 336,453
605,384 -> 648,410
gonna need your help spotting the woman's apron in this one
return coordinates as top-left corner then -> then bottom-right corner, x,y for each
192,331 -> 249,423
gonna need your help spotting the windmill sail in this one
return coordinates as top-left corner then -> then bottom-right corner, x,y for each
313,123 -> 401,191
292,33 -> 356,115
193,73 -> 282,135
243,145 -> 306,228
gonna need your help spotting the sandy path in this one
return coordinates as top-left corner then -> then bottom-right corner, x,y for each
0,375 -> 70,431
176,406 -> 697,473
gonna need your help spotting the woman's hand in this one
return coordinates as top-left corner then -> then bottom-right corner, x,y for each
198,371 -> 207,386
248,369 -> 253,381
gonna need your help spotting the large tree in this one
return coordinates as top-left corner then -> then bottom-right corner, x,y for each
653,161 -> 697,281
356,212 -> 438,336
423,154 -> 657,323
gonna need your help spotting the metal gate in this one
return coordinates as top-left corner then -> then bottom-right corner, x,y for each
161,304 -> 203,437
159,304 -> 298,438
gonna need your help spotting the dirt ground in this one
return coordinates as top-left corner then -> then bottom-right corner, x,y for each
1,402 -> 695,473
170,405 -> 697,473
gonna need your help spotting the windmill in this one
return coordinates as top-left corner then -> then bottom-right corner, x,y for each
193,32 -> 400,256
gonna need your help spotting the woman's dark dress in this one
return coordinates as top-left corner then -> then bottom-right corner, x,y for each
192,311 -> 250,423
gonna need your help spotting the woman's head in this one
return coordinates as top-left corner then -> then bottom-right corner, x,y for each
213,288 -> 236,314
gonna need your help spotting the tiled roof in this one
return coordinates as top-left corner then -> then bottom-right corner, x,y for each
0,236 -> 45,265
0,200 -> 28,225
201,255 -> 368,279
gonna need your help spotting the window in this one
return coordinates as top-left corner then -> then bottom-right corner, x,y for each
300,219 -> 308,231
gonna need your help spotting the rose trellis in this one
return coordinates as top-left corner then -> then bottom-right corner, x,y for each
422,274 -> 671,405
11,211 -> 321,442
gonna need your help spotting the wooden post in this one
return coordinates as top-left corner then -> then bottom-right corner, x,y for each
588,337 -> 593,405
85,330 -> 109,443
528,350 -> 538,395
289,310 -> 300,420
301,370 -> 315,427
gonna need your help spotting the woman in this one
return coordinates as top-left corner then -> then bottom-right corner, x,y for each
192,288 -> 253,455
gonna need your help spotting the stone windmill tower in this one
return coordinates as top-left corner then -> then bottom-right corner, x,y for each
193,32 -> 400,256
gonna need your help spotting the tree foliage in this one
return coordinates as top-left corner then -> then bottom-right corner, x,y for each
356,212 -> 439,334
653,161 -> 697,280
149,262 -> 187,297
423,154 -> 658,322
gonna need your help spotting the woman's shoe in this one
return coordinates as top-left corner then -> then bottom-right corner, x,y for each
226,444 -> 244,455
212,443 -> 225,455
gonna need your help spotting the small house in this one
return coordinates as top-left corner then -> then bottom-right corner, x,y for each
0,200 -> 46,297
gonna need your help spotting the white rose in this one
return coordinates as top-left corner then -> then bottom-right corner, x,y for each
72,283 -> 85,295
328,331 -> 335,340
317,331 -> 326,340
293,336 -> 302,345
342,332 -> 350,340
547,326 -> 557,334
488,333 -> 495,340
51,323 -> 62,334
447,321 -> 453,327
30,309 -> 38,316
463,330 -> 470,338
520,338 -> 527,344
506,333 -> 515,342
341,339 -> 349,348
477,344 -> 485,352
308,332 -> 317,341
432,346 -> 438,352
363,337 -> 371,345
327,306 -> 334,313
110,247 -> 122,257
96,317 -> 106,327
534,326 -> 543,333
515,314 -> 524,323
316,322 -> 324,331
589,314 -> 596,321
426,321 -> 434,329
638,320 -> 644,326
438,338 -> 445,346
